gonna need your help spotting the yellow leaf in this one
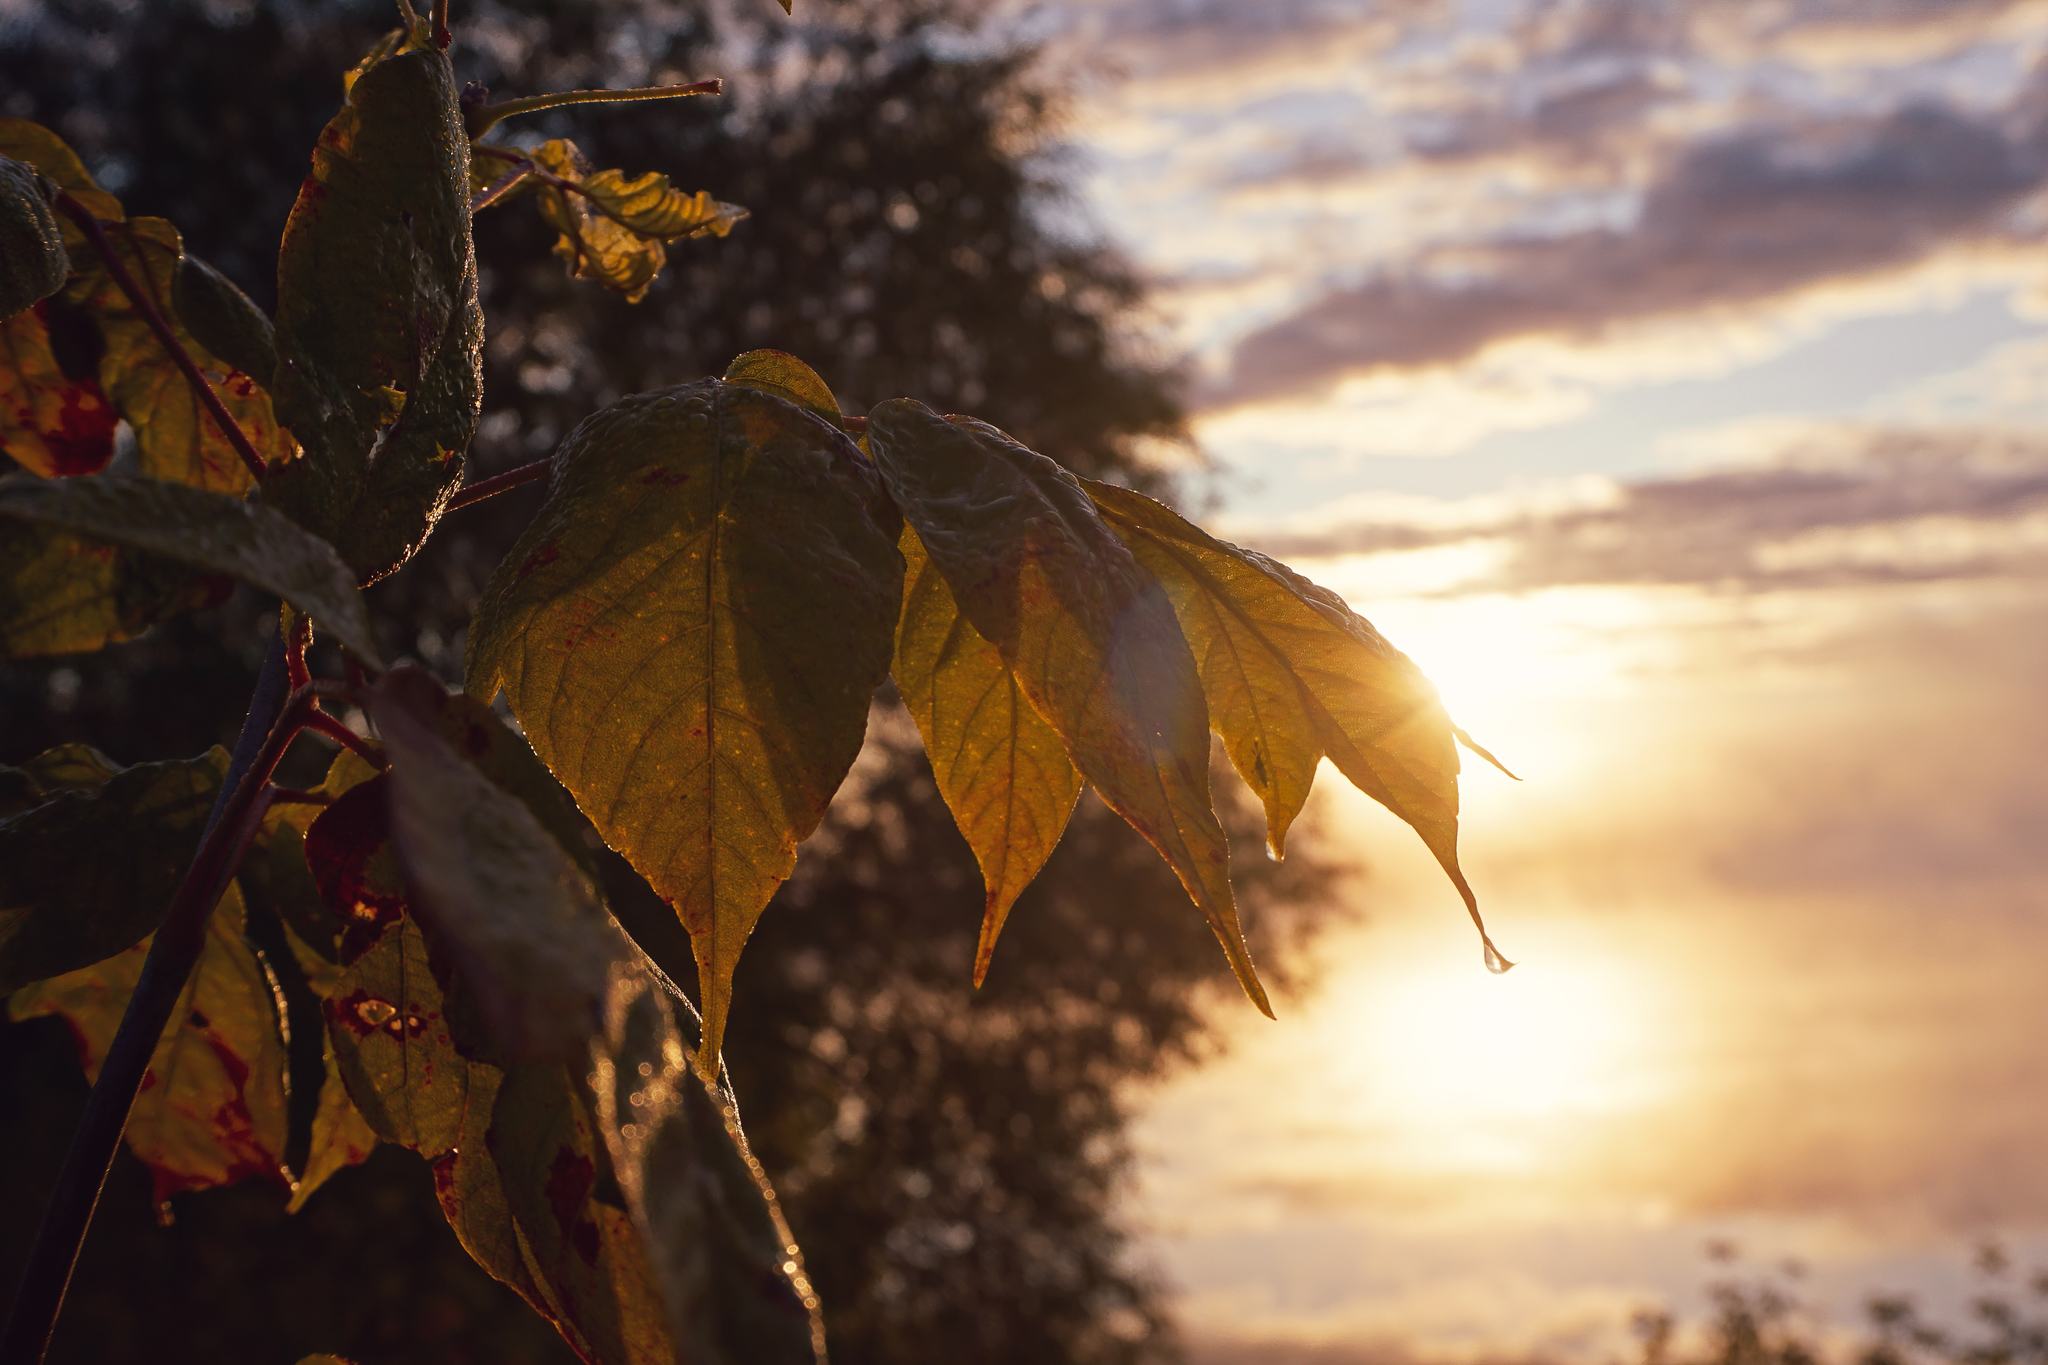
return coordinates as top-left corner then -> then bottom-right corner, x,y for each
0,302 -> 117,477
893,522 -> 1082,984
514,139 -> 746,304
866,400 -> 1272,1016
722,349 -> 841,424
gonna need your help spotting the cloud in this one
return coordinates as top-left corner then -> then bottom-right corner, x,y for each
1206,100 -> 2048,407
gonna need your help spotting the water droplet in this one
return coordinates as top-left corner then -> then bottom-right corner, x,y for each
1482,937 -> 1515,975
356,997 -> 398,1028
154,1199 -> 175,1228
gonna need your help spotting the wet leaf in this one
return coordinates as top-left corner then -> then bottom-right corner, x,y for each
892,522 -> 1081,984
287,1039 -> 380,1213
324,915 -> 484,1157
479,139 -> 745,304
367,666 -> 620,1064
266,46 -> 481,582
489,1061 -> 679,1365
0,156 -> 67,321
591,961 -> 823,1363
0,302 -> 118,478
722,349 -> 840,425
63,216 -> 292,494
0,474 -> 382,665
466,380 -> 903,1067
0,745 -> 227,994
1086,482 -> 1506,967
865,400 -> 1270,1014
9,884 -> 291,1201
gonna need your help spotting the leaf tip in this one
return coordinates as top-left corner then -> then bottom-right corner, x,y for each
1483,936 -> 1515,975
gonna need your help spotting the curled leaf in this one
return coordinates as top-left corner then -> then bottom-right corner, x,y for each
0,156 -> 66,321
866,399 -> 1271,1015
466,380 -> 903,1068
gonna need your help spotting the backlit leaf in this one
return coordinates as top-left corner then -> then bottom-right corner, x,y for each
722,349 -> 840,425
0,745 -> 227,994
0,302 -> 118,478
1086,482 -> 1507,968
0,516 -> 225,660
0,118 -> 121,225
0,156 -> 67,321
0,474 -> 382,665
174,253 -> 278,390
425,1061 -> 561,1325
591,961 -> 823,1362
466,380 -> 903,1067
892,522 -> 1082,985
303,775 -> 408,965
9,883 -> 291,1201
865,400 -> 1271,1015
287,1039 -> 380,1213
266,45 -> 482,582
367,666 -> 619,1064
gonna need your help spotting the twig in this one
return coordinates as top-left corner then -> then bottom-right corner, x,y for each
51,193 -> 268,484
467,79 -> 720,139
301,709 -> 388,770
445,457 -> 550,511
431,0 -> 449,50
0,638 -> 301,1365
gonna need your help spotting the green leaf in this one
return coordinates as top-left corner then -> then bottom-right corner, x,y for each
892,522 -> 1081,985
0,516 -> 225,660
266,46 -> 482,583
478,139 -> 745,304
63,216 -> 295,494
466,380 -> 904,1068
0,156 -> 67,321
425,1061 -> 562,1325
0,746 -> 228,994
722,349 -> 840,425
489,1063 -> 679,1364
1086,481 -> 1509,969
591,963 -> 823,1363
174,253 -> 278,390
324,915 -> 487,1157
0,474 -> 383,665
366,666 -> 620,1064
0,302 -> 118,478
10,883 -> 291,1201
865,399 -> 1272,1015
287,1039 -> 380,1213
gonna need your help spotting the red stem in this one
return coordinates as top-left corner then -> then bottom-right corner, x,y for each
51,193 -> 268,484
445,457 -> 550,511
301,709 -> 388,770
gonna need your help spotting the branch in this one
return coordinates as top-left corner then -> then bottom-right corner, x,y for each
467,79 -> 720,139
52,193 -> 268,484
445,456 -> 550,511
0,646 -> 346,1365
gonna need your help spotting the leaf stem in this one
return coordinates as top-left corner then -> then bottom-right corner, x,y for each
467,79 -> 720,138
52,192 -> 268,484
302,709 -> 388,770
0,646 -> 347,1365
431,0 -> 449,50
445,456 -> 550,511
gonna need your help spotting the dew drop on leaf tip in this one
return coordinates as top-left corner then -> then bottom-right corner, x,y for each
1482,938 -> 1515,975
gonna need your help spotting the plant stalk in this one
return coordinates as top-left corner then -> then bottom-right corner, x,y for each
0,639 -> 308,1365
467,79 -> 720,138
52,193 -> 269,484
445,456 -> 550,511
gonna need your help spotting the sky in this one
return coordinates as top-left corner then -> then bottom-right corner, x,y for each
1016,2 -> 2048,1361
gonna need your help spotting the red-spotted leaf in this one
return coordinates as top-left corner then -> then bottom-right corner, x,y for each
9,883 -> 291,1201
865,399 -> 1270,1015
892,522 -> 1081,984
0,301 -> 117,478
1085,482 -> 1508,970
465,380 -> 904,1068
287,1040 -> 380,1213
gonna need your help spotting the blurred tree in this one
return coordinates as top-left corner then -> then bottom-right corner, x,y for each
0,2 -> 1347,1362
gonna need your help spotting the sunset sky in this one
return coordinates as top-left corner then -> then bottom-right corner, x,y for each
1020,2 -> 2048,1361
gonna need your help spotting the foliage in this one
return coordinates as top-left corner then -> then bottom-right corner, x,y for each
0,3 -> 1505,1361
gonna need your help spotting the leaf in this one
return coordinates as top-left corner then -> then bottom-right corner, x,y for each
173,253 -> 278,389
0,516 -> 225,660
489,1062 -> 679,1365
0,746 -> 228,994
304,775 -> 410,965
1086,482 -> 1508,969
590,962 -> 823,1363
9,883 -> 292,1201
0,118 -> 122,225
0,156 -> 67,321
722,349 -> 841,425
0,473 -> 383,665
466,380 -> 904,1067
0,302 -> 118,477
287,1038 -> 380,1213
366,666 -> 620,1064
865,400 -> 1271,1015
324,915 -> 485,1157
892,522 -> 1082,985
479,138 -> 745,304
63,215 -> 293,494
266,46 -> 482,583
426,1061 -> 560,1323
